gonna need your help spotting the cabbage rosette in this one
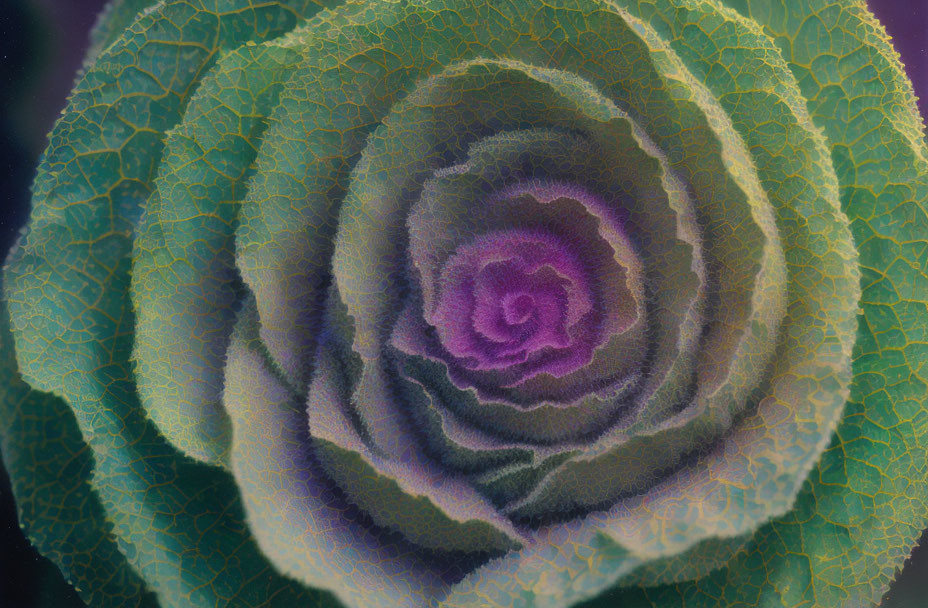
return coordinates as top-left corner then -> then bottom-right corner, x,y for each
2,0 -> 927,607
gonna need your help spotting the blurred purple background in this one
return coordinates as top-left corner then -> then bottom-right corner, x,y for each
0,1 -> 926,606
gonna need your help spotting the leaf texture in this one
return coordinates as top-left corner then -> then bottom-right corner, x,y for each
2,0 -> 925,607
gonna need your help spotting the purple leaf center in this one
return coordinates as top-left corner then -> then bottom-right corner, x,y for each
432,228 -> 599,380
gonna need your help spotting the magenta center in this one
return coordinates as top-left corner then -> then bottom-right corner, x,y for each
501,293 -> 535,325
431,229 -> 598,380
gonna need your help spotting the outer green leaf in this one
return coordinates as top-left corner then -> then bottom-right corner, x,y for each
0,302 -> 158,608
3,2 -> 347,606
131,41 -> 302,466
87,0 -> 161,64
235,1 -> 379,392
595,0 -> 860,556
595,0 -> 928,606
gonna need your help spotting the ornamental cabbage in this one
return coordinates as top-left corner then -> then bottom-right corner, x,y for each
2,1 -> 927,607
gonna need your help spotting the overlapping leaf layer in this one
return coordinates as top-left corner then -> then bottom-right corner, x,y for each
2,1 -> 926,607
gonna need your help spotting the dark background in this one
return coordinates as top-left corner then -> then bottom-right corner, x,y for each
0,1 -> 926,606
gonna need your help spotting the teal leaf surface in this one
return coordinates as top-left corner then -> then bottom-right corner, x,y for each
131,40 -> 303,466
0,302 -> 158,608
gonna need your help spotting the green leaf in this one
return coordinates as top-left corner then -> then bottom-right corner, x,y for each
593,0 -> 928,606
131,40 -> 302,466
0,301 -> 158,608
3,2 -> 348,606
87,0 -> 161,64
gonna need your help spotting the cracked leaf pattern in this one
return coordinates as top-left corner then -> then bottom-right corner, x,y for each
1,1 -> 926,607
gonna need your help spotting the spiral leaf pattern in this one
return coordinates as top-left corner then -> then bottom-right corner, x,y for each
1,1 -> 926,607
